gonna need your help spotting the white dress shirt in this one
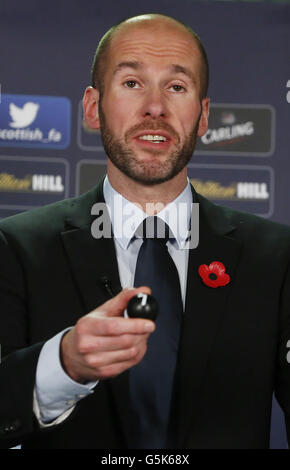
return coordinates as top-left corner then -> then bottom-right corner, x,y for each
33,175 -> 192,426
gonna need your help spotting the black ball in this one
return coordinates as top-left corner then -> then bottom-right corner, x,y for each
127,293 -> 159,321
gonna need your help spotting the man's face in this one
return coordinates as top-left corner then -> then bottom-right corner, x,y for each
86,22 -> 209,185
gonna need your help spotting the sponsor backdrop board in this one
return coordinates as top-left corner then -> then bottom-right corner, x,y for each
0,94 -> 71,149
194,104 -> 275,157
0,156 -> 69,218
0,0 -> 290,448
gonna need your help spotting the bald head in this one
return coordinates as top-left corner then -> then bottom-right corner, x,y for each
91,14 -> 209,99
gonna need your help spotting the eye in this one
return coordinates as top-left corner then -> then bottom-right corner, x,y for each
169,84 -> 186,93
124,80 -> 140,89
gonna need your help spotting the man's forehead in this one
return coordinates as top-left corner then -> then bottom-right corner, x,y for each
107,24 -> 200,72
109,20 -> 198,52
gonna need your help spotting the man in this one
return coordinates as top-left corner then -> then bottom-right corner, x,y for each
1,13 -> 290,449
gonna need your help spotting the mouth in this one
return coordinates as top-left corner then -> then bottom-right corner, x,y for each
133,131 -> 172,149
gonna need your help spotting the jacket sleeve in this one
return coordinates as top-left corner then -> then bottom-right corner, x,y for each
0,229 -> 45,448
0,344 -> 44,448
274,256 -> 290,446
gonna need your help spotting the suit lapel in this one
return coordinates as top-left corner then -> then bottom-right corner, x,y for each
60,179 -> 135,447
60,180 -> 121,314
61,218 -> 121,314
175,191 -> 243,447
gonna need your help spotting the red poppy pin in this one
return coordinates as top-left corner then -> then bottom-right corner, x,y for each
198,261 -> 230,288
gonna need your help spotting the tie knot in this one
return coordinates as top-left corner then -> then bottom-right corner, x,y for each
135,216 -> 173,243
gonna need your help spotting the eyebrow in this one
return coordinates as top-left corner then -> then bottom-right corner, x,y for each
113,61 -> 197,86
170,64 -> 197,86
113,61 -> 142,75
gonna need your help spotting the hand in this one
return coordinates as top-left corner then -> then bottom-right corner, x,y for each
60,286 -> 155,383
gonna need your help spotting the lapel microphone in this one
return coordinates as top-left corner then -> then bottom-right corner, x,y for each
100,276 -> 114,298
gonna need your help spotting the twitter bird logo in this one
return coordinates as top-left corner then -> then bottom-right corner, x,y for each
9,102 -> 39,128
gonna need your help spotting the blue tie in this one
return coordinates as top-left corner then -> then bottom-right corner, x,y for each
129,216 -> 183,448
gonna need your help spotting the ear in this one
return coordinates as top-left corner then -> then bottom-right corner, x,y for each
197,97 -> 210,137
83,86 -> 100,130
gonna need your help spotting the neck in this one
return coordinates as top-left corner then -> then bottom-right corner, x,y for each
107,163 -> 188,215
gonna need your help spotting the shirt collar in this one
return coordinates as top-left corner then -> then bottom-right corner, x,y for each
103,175 -> 193,250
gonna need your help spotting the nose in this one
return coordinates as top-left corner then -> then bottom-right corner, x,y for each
142,87 -> 168,119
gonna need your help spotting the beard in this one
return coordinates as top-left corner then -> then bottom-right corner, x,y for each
98,100 -> 200,186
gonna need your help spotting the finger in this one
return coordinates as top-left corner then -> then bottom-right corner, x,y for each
85,344 -> 146,369
93,286 -> 151,318
83,315 -> 155,337
78,332 -> 150,354
89,348 -> 147,379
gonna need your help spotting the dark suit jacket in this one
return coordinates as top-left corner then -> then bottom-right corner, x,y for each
1,179 -> 290,449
